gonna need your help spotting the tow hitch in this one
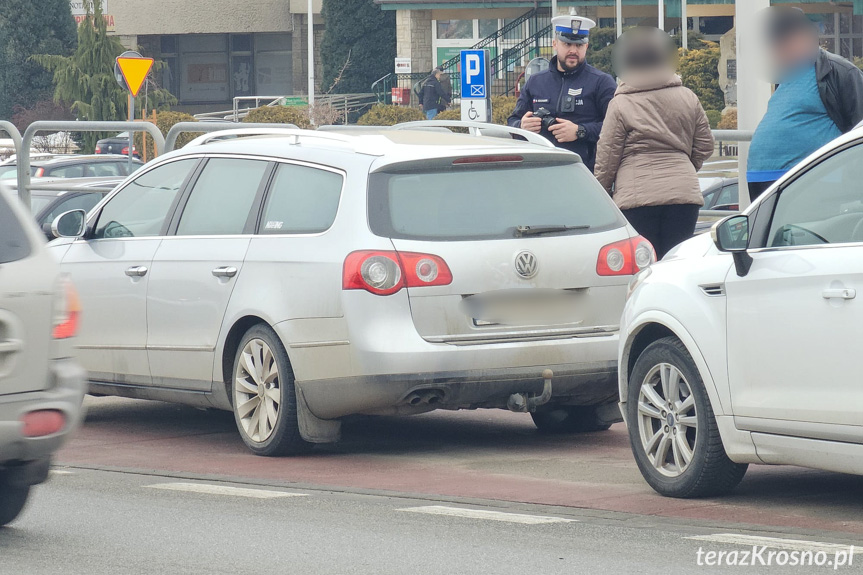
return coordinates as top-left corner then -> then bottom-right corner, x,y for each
507,369 -> 553,413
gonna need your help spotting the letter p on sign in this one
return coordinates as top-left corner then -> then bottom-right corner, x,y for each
466,54 -> 481,84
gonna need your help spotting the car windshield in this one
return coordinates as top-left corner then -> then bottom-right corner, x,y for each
369,160 -> 623,241
30,195 -> 56,215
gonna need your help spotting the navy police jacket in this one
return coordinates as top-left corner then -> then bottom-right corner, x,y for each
508,57 -> 617,172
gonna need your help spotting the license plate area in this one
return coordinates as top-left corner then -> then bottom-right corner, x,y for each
461,289 -> 586,328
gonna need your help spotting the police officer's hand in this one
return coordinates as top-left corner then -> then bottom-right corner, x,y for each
548,119 -> 579,143
521,111 -> 542,134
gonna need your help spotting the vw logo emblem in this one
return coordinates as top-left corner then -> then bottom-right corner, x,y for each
514,251 -> 538,279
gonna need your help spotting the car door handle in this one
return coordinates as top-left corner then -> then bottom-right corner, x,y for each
212,266 -> 238,278
822,288 -> 856,300
125,266 -> 148,277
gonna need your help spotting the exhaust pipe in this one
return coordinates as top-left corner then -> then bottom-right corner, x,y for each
507,369 -> 553,413
405,389 -> 445,406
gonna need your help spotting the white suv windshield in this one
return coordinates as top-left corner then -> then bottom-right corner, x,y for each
369,161 -> 623,241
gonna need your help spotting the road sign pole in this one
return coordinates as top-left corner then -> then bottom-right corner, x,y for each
128,94 -> 135,169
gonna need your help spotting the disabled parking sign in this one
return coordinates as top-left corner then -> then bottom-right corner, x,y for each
460,49 -> 491,122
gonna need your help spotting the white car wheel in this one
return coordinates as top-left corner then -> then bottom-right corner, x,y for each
627,337 -> 747,498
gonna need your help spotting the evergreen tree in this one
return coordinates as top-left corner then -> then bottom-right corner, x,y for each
0,0 -> 77,119
32,1 -> 174,151
320,0 -> 396,94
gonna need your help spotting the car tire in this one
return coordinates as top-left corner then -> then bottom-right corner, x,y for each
627,337 -> 747,498
231,325 -> 311,457
531,405 -> 613,434
0,472 -> 30,526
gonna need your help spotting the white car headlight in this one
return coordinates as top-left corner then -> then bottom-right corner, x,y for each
626,267 -> 652,301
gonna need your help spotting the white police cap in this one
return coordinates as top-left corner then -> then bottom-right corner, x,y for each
552,15 -> 596,45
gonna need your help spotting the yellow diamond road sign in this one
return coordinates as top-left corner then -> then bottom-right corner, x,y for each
116,56 -> 154,98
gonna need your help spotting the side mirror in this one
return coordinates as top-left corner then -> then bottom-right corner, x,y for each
51,209 -> 86,239
711,214 -> 753,276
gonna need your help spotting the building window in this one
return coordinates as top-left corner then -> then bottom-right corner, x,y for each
479,19 -> 498,38
179,34 -> 229,103
254,33 -> 292,96
437,20 -> 473,40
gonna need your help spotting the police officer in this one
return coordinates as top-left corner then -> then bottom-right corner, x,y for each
508,15 -> 617,172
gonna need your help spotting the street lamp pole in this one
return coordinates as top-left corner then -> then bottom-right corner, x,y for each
308,0 -> 315,108
616,0 -> 623,37
551,0 -> 557,16
681,0 -> 687,50
658,0 -> 664,31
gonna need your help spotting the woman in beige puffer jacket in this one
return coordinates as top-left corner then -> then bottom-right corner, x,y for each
594,27 -> 714,258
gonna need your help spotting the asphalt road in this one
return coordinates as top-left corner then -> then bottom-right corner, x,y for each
56,397 -> 863,538
3,468 -> 862,575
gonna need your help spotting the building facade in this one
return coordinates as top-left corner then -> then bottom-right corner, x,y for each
92,0 -> 323,113
379,1 -> 863,78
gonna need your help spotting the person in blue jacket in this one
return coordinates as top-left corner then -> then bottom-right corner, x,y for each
508,15 -> 618,172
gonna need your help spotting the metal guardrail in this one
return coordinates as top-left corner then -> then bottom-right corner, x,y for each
0,121 -> 23,161
17,121 -> 165,208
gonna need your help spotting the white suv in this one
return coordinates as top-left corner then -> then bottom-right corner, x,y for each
50,124 -> 653,456
620,128 -> 863,498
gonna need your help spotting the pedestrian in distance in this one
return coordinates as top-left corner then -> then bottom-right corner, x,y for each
422,67 -> 451,120
594,27 -> 714,260
747,7 -> 863,203
507,14 -> 618,173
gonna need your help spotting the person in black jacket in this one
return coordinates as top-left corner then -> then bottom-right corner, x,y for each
747,7 -> 863,202
507,15 -> 617,172
422,68 -> 451,120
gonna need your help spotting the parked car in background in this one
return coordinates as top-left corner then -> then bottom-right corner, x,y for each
695,178 -> 740,235
95,133 -> 141,158
5,177 -> 122,240
48,124 -> 654,456
620,128 -> 863,498
0,183 -> 86,525
0,155 -> 143,181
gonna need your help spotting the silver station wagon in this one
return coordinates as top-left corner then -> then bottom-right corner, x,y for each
49,123 -> 654,456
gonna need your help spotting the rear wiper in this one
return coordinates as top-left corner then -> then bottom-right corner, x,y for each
515,224 -> 590,237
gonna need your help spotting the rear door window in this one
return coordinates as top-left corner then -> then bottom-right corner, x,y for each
0,193 -> 31,263
87,162 -> 124,177
176,158 -> 268,236
369,160 -> 623,241
94,159 -> 197,239
259,163 -> 343,234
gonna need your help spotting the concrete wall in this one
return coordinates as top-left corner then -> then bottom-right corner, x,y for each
111,0 -> 294,36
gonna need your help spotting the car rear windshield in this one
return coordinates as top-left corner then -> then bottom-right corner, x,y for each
368,160 -> 624,241
0,193 -> 32,264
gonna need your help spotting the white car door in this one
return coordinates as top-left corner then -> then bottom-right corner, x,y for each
725,142 -> 863,442
146,157 -> 270,390
57,158 -> 199,386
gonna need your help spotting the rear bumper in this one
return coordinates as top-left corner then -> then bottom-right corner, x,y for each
0,358 -> 87,485
297,360 -> 618,420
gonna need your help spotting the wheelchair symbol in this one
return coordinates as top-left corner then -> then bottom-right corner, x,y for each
468,101 -> 479,121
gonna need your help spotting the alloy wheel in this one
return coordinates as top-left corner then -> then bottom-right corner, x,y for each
234,338 -> 281,443
636,363 -> 698,477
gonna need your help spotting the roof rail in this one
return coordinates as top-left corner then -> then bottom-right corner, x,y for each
391,120 -> 556,149
182,126 -> 358,149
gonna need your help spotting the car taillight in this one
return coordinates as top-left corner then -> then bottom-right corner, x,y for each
597,236 -> 656,276
20,410 -> 66,437
52,277 -> 81,339
94,145 -> 103,153
34,167 -> 44,177
343,250 -> 452,296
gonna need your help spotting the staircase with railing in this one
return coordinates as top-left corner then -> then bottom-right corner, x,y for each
373,8 -> 553,105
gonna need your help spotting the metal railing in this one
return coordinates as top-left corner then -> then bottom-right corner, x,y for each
16,121 -> 165,207
489,25 -> 553,97
193,93 -> 378,123
373,8 -> 551,105
0,121 -> 23,161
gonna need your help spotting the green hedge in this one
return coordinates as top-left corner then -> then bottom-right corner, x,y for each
357,104 -> 424,126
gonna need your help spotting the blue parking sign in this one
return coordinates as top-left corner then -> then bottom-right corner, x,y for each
460,50 -> 489,99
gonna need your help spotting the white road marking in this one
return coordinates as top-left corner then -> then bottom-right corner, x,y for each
398,505 -> 576,525
686,534 -> 861,555
50,469 -> 74,475
147,482 -> 307,499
